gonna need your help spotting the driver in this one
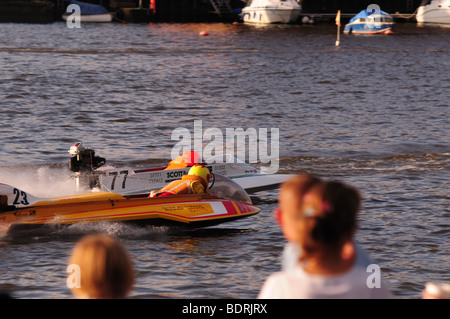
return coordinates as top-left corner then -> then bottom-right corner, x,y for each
149,164 -> 211,197
164,150 -> 201,170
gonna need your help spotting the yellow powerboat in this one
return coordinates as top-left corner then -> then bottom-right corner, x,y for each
0,176 -> 260,234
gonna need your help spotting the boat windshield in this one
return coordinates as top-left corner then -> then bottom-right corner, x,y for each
209,174 -> 252,204
367,14 -> 393,23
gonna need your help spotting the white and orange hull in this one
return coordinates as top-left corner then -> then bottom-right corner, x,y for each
343,27 -> 394,35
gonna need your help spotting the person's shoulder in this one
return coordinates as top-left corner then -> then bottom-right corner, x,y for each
261,269 -> 303,290
258,271 -> 290,299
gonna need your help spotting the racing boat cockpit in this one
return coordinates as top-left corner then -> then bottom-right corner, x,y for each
209,173 -> 253,204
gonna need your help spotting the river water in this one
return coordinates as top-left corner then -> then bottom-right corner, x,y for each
0,22 -> 449,299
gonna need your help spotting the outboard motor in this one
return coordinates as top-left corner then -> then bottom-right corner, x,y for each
68,142 -> 106,173
68,142 -> 106,190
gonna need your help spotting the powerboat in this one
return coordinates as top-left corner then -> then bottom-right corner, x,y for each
241,0 -> 302,24
0,175 -> 260,234
416,0 -> 450,24
344,9 -> 394,34
62,0 -> 113,23
68,142 -> 294,195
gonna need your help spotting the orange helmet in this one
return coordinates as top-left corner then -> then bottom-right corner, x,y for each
188,164 -> 210,186
181,150 -> 201,165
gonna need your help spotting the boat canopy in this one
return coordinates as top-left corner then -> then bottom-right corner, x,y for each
66,0 -> 108,15
349,9 -> 392,23
209,174 -> 252,204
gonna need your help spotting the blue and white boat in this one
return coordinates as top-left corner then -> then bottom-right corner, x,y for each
62,0 -> 113,23
344,9 -> 394,35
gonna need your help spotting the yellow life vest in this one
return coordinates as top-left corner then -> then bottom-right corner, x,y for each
151,175 -> 206,197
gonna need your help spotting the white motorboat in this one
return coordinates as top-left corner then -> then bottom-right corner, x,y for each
68,143 -> 294,195
241,0 -> 302,24
90,161 -> 293,195
416,0 -> 450,24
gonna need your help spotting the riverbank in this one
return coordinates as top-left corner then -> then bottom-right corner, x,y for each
0,0 -> 420,24
0,1 -> 55,23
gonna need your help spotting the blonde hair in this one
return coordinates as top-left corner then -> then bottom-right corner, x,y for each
68,234 -> 134,299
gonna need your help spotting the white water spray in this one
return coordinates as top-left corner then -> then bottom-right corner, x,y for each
0,165 -> 85,198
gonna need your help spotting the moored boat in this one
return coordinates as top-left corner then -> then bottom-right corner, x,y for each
344,9 -> 394,34
241,0 -> 302,24
62,0 -> 113,23
416,0 -> 450,24
0,175 -> 260,234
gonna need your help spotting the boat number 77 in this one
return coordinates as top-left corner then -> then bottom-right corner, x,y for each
108,170 -> 129,190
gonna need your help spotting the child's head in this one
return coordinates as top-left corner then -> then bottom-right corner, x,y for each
68,234 -> 134,299
298,181 -> 361,260
278,175 -> 322,242
278,175 -> 361,261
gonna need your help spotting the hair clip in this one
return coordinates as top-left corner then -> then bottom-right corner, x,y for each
303,205 -> 317,218
303,202 -> 333,218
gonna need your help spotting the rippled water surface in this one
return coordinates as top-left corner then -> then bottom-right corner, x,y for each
0,22 -> 449,299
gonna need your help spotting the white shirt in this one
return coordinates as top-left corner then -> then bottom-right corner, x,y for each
258,264 -> 393,299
